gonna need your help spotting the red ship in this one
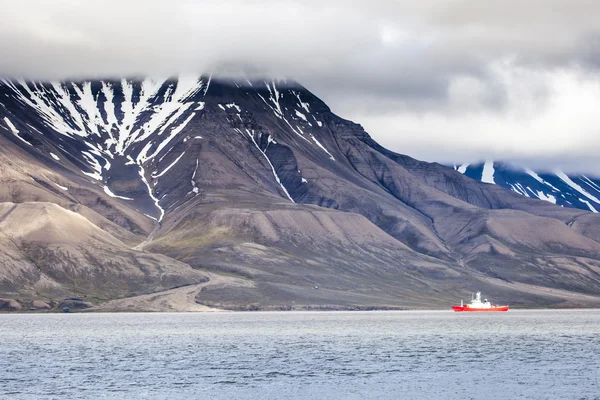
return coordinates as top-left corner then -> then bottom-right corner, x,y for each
452,291 -> 509,312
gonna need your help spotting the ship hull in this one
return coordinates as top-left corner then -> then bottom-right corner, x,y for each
452,305 -> 509,312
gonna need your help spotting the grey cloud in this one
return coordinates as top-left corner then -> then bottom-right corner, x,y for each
3,1 -> 598,84
2,0 -> 600,173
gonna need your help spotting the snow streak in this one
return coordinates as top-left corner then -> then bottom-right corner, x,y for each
481,161 -> 495,184
580,199 -> 599,213
555,170 -> 600,209
190,158 -> 200,194
152,151 -> 186,179
236,127 -> 295,203
139,165 -> 165,222
259,82 -> 335,160
509,183 -> 530,197
3,77 -> 206,167
581,176 -> 600,193
525,169 -> 560,191
2,77 -> 209,221
258,81 -> 310,144
103,185 -> 134,201
3,117 -> 32,146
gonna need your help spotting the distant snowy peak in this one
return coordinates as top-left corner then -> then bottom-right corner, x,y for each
453,161 -> 600,213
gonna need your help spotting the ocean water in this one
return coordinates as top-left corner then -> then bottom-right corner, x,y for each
1,310 -> 599,399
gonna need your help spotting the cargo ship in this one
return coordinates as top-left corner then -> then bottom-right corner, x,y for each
451,291 -> 509,312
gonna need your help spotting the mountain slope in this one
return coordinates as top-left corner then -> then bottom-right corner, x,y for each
1,77 -> 600,310
0,201 -> 209,301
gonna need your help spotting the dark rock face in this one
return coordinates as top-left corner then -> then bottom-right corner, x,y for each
1,77 -> 600,309
59,299 -> 93,310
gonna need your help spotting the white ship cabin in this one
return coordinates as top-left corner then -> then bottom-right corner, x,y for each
467,291 -> 492,308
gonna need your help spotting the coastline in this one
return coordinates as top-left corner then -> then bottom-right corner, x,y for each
3,305 -> 600,314
5,274 -> 600,313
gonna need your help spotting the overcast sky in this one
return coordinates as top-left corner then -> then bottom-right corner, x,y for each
2,0 -> 600,173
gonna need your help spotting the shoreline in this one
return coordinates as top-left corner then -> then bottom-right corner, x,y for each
3,306 -> 600,315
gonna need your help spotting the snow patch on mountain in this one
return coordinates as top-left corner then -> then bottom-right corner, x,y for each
457,163 -> 469,174
103,185 -> 134,201
481,161 -> 495,184
190,158 -> 200,195
581,175 -> 600,193
309,133 -> 335,161
509,182 -> 530,197
256,81 -> 336,161
152,151 -> 186,179
3,116 -> 32,146
525,169 -> 560,191
536,191 -> 556,204
295,110 -> 308,122
580,199 -> 598,213
555,170 -> 600,206
3,77 -> 206,164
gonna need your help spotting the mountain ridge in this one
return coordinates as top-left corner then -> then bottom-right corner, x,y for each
453,161 -> 600,213
2,76 -> 600,311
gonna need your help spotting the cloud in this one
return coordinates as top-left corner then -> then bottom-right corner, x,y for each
1,0 -> 600,173
351,64 -> 600,174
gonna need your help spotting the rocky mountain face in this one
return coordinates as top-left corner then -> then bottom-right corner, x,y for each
1,76 -> 600,311
453,161 -> 600,213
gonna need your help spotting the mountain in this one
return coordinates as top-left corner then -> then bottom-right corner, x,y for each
454,161 -> 600,213
2,76 -> 600,311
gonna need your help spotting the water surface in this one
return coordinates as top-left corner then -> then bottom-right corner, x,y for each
1,310 -> 599,399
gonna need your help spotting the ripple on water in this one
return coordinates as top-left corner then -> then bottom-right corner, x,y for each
0,310 -> 599,399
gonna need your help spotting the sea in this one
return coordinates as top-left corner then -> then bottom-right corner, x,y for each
1,310 -> 599,399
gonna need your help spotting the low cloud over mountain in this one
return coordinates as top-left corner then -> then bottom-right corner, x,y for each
2,1 -> 600,173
